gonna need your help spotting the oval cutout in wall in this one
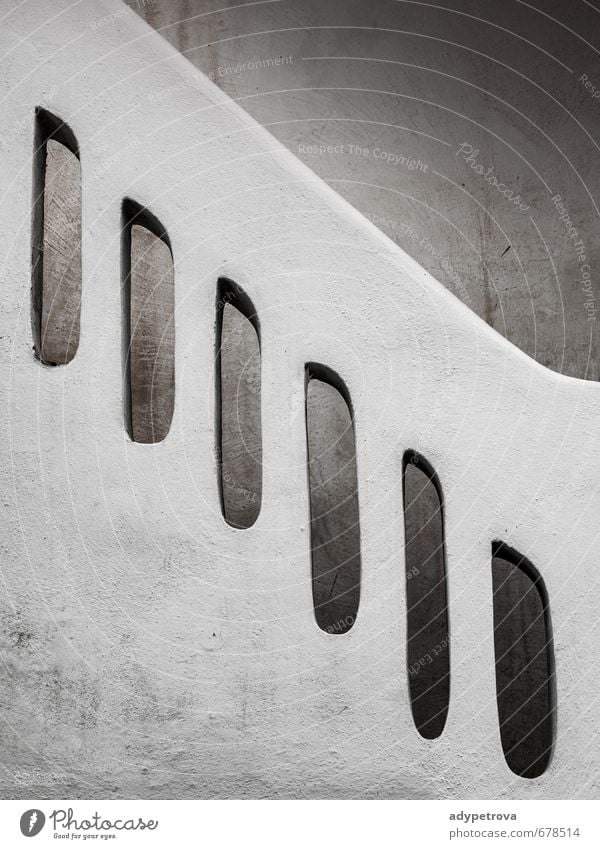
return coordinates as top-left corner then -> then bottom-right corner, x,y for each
403,451 -> 450,739
305,363 -> 361,634
215,278 -> 262,529
122,199 -> 175,444
491,542 -> 555,779
31,108 -> 81,366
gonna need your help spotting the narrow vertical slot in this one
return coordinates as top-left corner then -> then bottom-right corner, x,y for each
403,451 -> 449,739
492,542 -> 555,778
305,363 -> 361,634
215,279 -> 262,528
122,199 -> 175,444
32,108 -> 81,365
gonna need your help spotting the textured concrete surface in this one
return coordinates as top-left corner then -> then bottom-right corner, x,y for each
128,0 -> 600,381
0,0 -> 599,799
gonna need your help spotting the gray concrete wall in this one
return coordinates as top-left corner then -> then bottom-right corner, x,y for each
128,0 -> 600,380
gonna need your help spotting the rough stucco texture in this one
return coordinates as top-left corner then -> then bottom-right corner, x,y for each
0,0 -> 599,799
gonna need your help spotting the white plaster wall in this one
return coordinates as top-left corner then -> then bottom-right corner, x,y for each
0,0 -> 599,798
